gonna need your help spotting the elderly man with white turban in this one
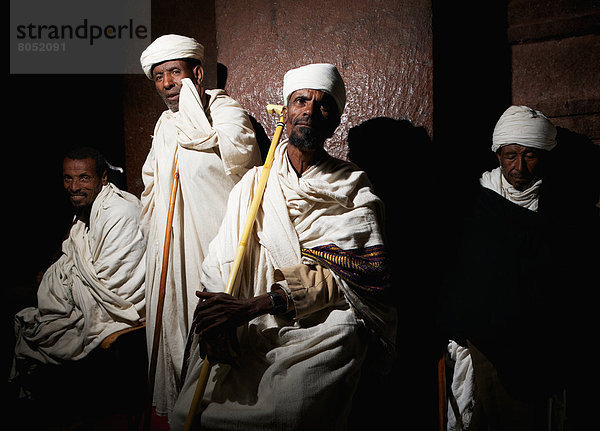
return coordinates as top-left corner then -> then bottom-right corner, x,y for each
139,34 -> 262,418
480,105 -> 557,211
170,63 -> 397,430
438,106 -> 570,431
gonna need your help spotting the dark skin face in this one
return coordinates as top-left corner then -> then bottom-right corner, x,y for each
283,88 -> 340,175
496,144 -> 545,191
62,157 -> 107,221
152,59 -> 206,112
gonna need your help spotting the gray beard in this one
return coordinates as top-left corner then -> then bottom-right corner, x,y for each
289,127 -> 320,151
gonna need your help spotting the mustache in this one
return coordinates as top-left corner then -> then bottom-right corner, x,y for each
293,119 -> 313,127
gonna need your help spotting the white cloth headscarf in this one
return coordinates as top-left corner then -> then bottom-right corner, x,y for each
140,34 -> 205,79
283,63 -> 346,114
491,105 -> 557,153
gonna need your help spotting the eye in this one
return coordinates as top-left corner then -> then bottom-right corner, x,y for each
293,96 -> 306,105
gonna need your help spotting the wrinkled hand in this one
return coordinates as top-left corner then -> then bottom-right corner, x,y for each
193,291 -> 257,334
198,326 -> 240,367
192,290 -> 269,366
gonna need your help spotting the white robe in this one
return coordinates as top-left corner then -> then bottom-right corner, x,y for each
141,79 -> 261,415
11,183 -> 146,373
171,141 -> 395,431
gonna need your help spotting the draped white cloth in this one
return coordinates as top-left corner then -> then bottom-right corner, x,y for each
11,183 -> 146,374
171,141 -> 395,430
447,340 -> 475,431
141,78 -> 261,416
480,167 -> 542,211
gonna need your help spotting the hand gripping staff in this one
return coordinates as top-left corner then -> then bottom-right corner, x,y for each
183,105 -> 285,431
143,155 -> 180,431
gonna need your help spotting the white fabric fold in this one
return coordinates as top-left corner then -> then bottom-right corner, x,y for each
480,167 -> 542,211
11,183 -> 145,372
171,141 -> 395,430
140,78 -> 260,416
283,63 -> 346,114
491,105 -> 557,153
140,34 -> 204,80
447,340 -> 475,431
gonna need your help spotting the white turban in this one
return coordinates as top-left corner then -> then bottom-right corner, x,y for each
140,34 -> 204,79
491,105 -> 557,152
283,63 -> 346,115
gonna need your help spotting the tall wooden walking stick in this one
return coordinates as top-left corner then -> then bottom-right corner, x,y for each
144,155 -> 180,431
183,105 -> 285,431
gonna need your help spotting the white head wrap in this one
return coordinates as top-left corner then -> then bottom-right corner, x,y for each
140,34 -> 204,79
283,63 -> 346,115
491,105 -> 557,152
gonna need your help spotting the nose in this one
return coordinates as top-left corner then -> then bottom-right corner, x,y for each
67,178 -> 82,193
302,100 -> 315,116
162,71 -> 175,88
515,155 -> 526,172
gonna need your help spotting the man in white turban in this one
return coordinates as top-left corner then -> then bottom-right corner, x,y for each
139,34 -> 262,418
170,63 -> 397,430
438,106 -> 570,430
480,105 -> 557,211
9,147 -> 146,396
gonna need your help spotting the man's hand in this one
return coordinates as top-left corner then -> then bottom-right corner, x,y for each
193,291 -> 272,335
192,290 -> 273,365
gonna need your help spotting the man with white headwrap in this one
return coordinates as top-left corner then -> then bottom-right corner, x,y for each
139,34 -> 261,417
480,105 -> 557,211
438,106 -> 571,430
170,63 -> 396,430
9,146 -> 146,395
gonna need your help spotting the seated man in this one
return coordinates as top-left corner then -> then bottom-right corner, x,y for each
438,106 -> 574,431
10,146 -> 146,394
171,63 -> 397,430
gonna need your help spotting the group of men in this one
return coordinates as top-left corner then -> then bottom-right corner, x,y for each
8,33 -> 596,431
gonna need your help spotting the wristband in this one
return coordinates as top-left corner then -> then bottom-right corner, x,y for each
267,290 -> 287,315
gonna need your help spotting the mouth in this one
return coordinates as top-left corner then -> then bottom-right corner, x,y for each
165,91 -> 180,101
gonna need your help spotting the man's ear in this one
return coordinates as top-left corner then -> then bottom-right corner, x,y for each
282,106 -> 288,124
193,64 -> 205,86
101,171 -> 108,186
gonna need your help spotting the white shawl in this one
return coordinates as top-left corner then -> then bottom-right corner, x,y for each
480,167 -> 542,211
141,78 -> 261,416
11,183 -> 145,372
171,141 -> 395,430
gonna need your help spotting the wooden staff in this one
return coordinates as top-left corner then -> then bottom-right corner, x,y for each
144,155 -> 180,431
183,105 -> 285,431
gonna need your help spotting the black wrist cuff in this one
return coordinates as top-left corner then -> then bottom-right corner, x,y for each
267,290 -> 287,315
